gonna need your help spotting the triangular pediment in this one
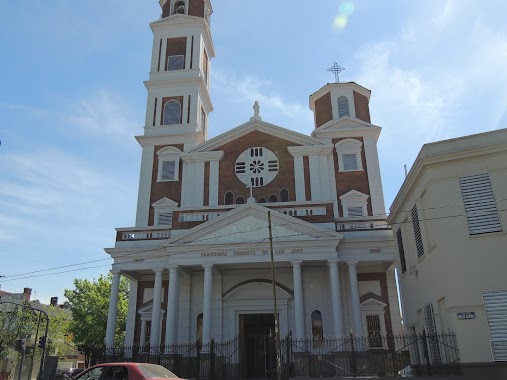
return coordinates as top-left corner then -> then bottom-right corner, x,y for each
152,197 -> 179,208
166,204 -> 342,245
188,119 -> 324,153
339,190 -> 369,201
312,117 -> 381,139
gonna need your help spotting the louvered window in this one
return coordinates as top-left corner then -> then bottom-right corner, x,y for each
459,173 -> 502,235
158,212 -> 173,226
163,100 -> 182,125
337,96 -> 350,118
411,205 -> 424,258
161,160 -> 176,181
483,289 -> 507,361
343,154 -> 358,170
347,206 -> 364,217
167,55 -> 185,71
396,229 -> 407,273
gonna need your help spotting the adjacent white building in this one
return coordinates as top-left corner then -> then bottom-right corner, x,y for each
387,129 -> 507,375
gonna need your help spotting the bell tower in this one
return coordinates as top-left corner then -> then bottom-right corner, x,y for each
143,0 -> 214,146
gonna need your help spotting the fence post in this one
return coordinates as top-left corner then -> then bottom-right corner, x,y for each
196,340 -> 200,380
209,339 -> 215,380
421,330 -> 432,376
349,331 -> 357,378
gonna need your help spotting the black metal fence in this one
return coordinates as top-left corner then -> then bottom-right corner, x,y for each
92,332 -> 460,379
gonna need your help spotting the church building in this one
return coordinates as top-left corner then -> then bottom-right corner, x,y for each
104,0 -> 402,366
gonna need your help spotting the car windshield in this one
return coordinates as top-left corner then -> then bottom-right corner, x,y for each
137,364 -> 179,379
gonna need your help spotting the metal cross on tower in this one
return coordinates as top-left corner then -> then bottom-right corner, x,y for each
327,62 -> 346,83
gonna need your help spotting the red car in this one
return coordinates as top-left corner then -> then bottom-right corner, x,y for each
73,363 -> 186,380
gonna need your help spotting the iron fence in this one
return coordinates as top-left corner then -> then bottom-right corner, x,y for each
91,331 -> 460,379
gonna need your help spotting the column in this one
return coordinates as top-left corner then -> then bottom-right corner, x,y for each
135,146 -> 155,227
347,262 -> 363,335
150,268 -> 164,348
208,160 -> 220,206
155,96 -> 163,127
202,264 -> 213,344
160,37 -> 168,72
328,260 -> 344,337
309,155 -> 321,200
363,136 -> 386,217
165,266 -> 180,346
124,278 -> 139,349
105,270 -> 121,348
293,156 -> 306,201
291,261 -> 305,339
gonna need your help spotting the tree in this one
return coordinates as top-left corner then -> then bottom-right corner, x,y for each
0,301 -> 38,359
32,303 -> 74,359
64,274 -> 129,358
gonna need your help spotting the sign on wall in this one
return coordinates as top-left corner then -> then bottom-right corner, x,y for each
457,312 -> 476,320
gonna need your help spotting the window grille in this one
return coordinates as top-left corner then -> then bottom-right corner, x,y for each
158,212 -> 173,226
337,96 -> 350,118
167,55 -> 185,71
411,205 -> 424,258
311,310 -> 324,348
483,289 -> 507,361
347,206 -> 363,217
163,100 -> 182,125
396,229 -> 407,273
424,303 -> 442,363
459,173 -> 502,235
342,153 -> 358,170
161,160 -> 176,181
366,315 -> 382,348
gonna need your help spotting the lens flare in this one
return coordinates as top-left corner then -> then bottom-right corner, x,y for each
339,2 -> 355,16
334,15 -> 348,29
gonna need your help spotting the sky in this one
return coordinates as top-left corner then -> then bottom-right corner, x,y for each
1,0 -> 507,303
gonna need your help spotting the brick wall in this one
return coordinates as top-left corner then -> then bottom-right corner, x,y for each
353,91 -> 371,123
358,272 -> 393,335
314,92 -> 333,128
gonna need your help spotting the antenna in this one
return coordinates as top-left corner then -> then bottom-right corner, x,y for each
404,165 -> 408,177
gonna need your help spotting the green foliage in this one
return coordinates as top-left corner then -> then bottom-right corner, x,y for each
33,304 -> 74,359
64,274 -> 129,349
0,302 -> 38,358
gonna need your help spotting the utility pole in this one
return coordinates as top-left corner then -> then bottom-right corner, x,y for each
268,211 -> 282,380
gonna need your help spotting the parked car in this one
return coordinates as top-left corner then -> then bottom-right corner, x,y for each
70,368 -> 85,378
73,363 -> 185,380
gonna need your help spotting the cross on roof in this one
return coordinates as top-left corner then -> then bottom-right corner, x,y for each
327,62 -> 346,83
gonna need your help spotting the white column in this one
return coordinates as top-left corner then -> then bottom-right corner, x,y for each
291,261 -> 305,339
135,146 -> 155,227
105,271 -> 121,347
155,96 -> 163,127
185,36 -> 193,70
309,155 -> 321,200
328,260 -> 344,337
209,160 -> 220,206
150,37 -> 161,73
327,154 -> 339,218
160,37 -> 168,72
124,278 -> 138,349
140,320 -> 147,346
347,262 -> 363,335
293,156 -> 306,201
165,266 -> 180,346
318,155 -> 330,199
150,268 -> 164,348
202,264 -> 213,344
194,161 -> 205,207
363,136 -> 386,217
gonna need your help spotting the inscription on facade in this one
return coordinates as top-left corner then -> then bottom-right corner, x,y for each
370,248 -> 381,254
200,249 -> 303,258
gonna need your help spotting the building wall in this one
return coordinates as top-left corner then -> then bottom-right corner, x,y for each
391,138 -> 507,363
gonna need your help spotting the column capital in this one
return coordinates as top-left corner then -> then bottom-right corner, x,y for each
203,263 -> 214,271
291,260 -> 303,267
327,259 -> 340,267
110,270 -> 121,277
153,268 -> 165,274
347,261 -> 359,267
168,265 -> 179,273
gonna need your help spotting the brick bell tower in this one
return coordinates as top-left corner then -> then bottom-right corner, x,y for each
134,0 -> 214,227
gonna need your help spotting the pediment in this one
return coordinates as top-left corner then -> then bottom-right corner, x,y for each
188,119 -> 324,153
312,117 -> 381,139
166,204 -> 342,245
360,297 -> 387,311
138,301 -> 166,318
339,190 -> 369,201
152,197 -> 179,208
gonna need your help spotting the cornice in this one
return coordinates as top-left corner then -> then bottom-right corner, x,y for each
181,151 -> 224,163
135,134 -> 202,147
309,82 -> 371,110
288,145 -> 334,157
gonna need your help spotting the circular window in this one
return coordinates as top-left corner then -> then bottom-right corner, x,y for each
235,147 -> 279,187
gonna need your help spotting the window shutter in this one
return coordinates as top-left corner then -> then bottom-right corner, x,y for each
158,212 -> 173,226
483,289 -> 507,361
337,96 -> 350,118
343,154 -> 358,170
347,206 -> 363,217
459,173 -> 502,235
161,160 -> 176,180
396,229 -> 407,273
167,55 -> 185,70
411,205 -> 424,258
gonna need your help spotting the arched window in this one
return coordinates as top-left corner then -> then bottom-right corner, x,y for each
173,0 -> 186,15
280,189 -> 289,202
337,96 -> 350,118
258,197 -> 267,203
196,313 -> 203,348
163,100 -> 182,125
224,192 -> 234,205
269,194 -> 278,203
311,310 -> 324,347
236,196 -> 245,204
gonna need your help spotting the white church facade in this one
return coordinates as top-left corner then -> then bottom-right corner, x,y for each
104,0 -> 402,367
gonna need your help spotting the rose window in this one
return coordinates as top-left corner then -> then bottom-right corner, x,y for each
235,147 -> 279,187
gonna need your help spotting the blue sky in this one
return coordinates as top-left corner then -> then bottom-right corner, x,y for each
1,1 -> 506,302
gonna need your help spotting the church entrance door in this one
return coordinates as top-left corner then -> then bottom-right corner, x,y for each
239,313 -> 275,380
